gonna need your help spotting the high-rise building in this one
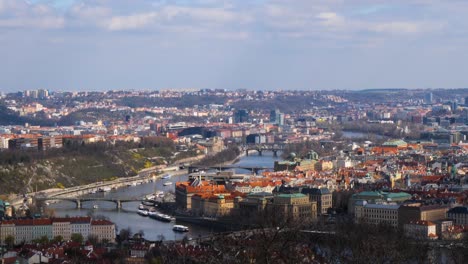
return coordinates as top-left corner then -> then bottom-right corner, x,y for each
424,92 -> 433,104
234,109 -> 249,123
38,89 -> 49,99
270,109 -> 285,126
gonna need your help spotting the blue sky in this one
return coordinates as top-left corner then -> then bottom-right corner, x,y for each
0,0 -> 466,91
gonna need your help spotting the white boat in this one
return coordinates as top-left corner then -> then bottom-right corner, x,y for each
45,202 -> 50,206
138,204 -> 146,210
162,174 -> 172,179
155,191 -> 164,198
138,210 -> 149,216
150,212 -> 173,222
163,181 -> 172,186
93,204 -> 99,209
173,225 -> 189,232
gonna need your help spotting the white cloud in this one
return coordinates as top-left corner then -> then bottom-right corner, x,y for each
0,0 -> 65,29
107,12 -> 158,31
316,12 -> 345,27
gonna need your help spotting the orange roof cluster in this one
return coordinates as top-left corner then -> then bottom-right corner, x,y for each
176,181 -> 227,194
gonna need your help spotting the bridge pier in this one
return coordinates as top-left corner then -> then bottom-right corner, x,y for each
116,200 -> 122,209
272,150 -> 278,157
258,150 -> 262,156
245,150 -> 249,156
76,199 -> 81,209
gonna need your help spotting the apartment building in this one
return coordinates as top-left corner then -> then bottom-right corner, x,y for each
90,220 -> 116,243
0,217 -> 115,245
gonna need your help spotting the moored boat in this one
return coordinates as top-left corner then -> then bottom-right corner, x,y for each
173,225 -> 189,232
138,209 -> 149,216
149,212 -> 173,222
163,181 -> 172,186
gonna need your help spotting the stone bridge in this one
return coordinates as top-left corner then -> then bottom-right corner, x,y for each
35,197 -> 159,209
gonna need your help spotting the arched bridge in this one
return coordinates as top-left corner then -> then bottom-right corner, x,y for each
35,197 -> 159,209
242,144 -> 285,157
187,165 -> 273,174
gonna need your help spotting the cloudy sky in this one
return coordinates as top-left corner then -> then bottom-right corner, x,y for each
0,0 -> 466,91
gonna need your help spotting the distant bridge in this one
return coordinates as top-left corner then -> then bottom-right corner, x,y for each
242,143 -> 285,157
35,197 -> 158,209
187,165 -> 273,174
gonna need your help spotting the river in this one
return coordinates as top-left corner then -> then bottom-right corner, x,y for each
49,152 -> 282,241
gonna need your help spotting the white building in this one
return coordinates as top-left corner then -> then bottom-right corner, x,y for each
404,220 -> 437,240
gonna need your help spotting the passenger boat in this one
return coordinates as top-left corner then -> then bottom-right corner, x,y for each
93,204 -> 99,209
173,225 -> 189,232
149,212 -> 173,222
163,181 -> 172,186
162,174 -> 172,179
137,209 -> 149,216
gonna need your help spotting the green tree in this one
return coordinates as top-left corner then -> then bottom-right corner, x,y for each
71,233 -> 84,244
53,235 -> 63,243
4,235 -> 14,248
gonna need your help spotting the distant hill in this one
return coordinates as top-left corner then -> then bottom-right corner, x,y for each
0,104 -> 55,126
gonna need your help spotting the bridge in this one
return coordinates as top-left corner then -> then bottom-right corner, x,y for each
187,165 -> 273,174
35,197 -> 159,209
242,143 -> 285,157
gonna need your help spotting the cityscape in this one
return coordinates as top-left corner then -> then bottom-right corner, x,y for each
2,0 -> 468,263
1,88 -> 468,263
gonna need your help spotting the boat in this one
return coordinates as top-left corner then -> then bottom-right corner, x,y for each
145,194 -> 156,200
93,204 -> 99,209
155,191 -> 164,198
137,210 -> 149,216
138,204 -> 146,210
173,225 -> 189,232
149,212 -> 173,222
98,187 -> 111,192
45,202 -> 50,206
163,181 -> 172,186
162,174 -> 172,179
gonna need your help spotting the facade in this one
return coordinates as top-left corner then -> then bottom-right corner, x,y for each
302,188 -> 332,215
266,193 -> 317,222
70,217 -> 92,239
53,218 -> 72,241
237,192 -> 274,219
404,221 -> 437,240
348,191 -> 411,214
355,202 -> 400,227
398,203 -> 449,228
90,220 -> 116,243
0,220 -> 15,244
447,206 -> 468,225
176,181 -> 228,210
191,194 -> 236,217
0,217 -> 115,245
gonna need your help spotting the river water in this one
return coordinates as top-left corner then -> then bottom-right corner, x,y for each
49,152 -> 281,241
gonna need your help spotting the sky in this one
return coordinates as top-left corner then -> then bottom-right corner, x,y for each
0,0 -> 467,92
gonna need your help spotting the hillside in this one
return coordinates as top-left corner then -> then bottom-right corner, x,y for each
0,138 -> 197,194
